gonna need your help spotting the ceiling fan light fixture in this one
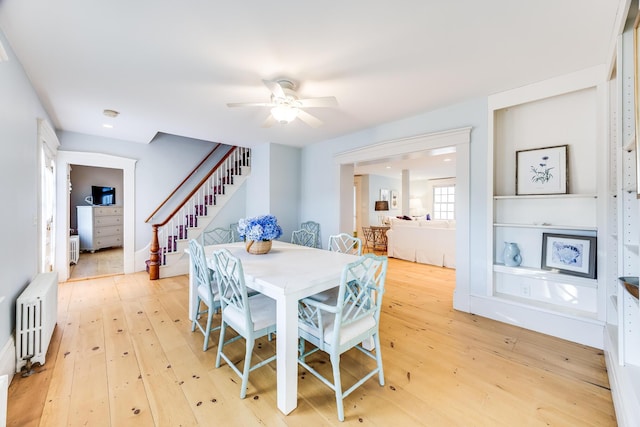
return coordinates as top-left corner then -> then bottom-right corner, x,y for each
270,105 -> 299,124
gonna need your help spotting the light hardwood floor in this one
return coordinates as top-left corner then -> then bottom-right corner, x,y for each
69,247 -> 124,280
7,257 -> 616,426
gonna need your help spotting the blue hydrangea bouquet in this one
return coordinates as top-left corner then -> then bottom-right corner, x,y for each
237,214 -> 283,242
238,215 -> 282,254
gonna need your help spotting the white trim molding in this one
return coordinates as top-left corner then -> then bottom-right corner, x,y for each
0,334 -> 15,385
0,374 -> 7,427
334,127 -> 472,165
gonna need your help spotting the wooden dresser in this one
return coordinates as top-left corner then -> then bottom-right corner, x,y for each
77,206 -> 123,252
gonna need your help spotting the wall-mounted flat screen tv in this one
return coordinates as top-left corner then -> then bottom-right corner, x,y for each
91,186 -> 116,206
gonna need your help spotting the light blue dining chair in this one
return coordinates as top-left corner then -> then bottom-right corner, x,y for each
202,226 -> 234,246
298,254 -> 388,421
328,233 -> 362,256
213,249 -> 277,399
291,229 -> 316,247
301,221 -> 321,248
229,222 -> 241,242
189,239 -> 221,351
308,233 -> 363,304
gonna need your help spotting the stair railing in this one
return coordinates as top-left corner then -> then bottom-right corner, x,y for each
148,145 -> 251,280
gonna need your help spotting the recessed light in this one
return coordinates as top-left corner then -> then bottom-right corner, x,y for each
386,166 -> 392,169
103,109 -> 120,118
443,158 -> 452,162
102,123 -> 114,129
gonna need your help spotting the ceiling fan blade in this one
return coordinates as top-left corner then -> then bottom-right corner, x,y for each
227,102 -> 274,108
297,96 -> 338,108
262,115 -> 276,128
262,79 -> 285,99
297,109 -> 323,128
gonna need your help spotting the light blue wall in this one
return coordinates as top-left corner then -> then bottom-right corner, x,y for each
0,29 -> 52,351
300,98 -> 489,295
269,143 -> 301,242
244,142 -> 301,242
58,131 -> 221,249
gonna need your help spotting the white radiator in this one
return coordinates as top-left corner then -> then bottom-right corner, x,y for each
69,235 -> 79,265
15,272 -> 58,373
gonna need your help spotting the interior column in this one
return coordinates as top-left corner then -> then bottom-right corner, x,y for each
402,169 -> 410,216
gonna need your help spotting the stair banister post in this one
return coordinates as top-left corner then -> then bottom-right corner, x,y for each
149,224 -> 160,280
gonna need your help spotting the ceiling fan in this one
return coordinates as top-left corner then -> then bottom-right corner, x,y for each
227,79 -> 338,128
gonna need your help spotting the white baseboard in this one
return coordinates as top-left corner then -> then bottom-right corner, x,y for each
469,294 -> 604,349
0,336 -> 14,381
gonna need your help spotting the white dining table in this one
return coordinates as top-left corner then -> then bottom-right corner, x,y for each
187,240 -> 360,415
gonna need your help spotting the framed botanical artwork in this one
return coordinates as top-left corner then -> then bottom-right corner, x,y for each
541,233 -> 596,279
390,190 -> 399,209
516,145 -> 568,195
379,188 -> 389,201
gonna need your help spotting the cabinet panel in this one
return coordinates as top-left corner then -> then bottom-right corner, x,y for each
495,271 -> 598,315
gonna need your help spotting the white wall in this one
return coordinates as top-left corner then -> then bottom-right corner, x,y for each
0,28 -> 51,372
367,174 -> 402,224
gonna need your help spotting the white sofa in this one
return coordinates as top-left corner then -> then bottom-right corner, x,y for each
386,218 -> 456,268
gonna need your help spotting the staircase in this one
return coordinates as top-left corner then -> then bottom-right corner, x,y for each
147,146 -> 250,279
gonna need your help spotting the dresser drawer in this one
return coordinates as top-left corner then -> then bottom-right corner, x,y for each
94,206 -> 123,217
93,234 -> 122,248
94,215 -> 122,227
94,225 -> 122,237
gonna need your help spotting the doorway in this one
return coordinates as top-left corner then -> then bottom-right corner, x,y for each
68,164 -> 124,280
54,151 -> 137,282
335,127 -> 472,310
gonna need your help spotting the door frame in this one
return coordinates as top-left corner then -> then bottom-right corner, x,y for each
54,151 -> 137,281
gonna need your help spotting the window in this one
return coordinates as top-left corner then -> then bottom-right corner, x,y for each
433,185 -> 455,220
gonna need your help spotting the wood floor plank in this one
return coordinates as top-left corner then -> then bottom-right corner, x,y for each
121,298 -> 199,426
66,310 -> 110,427
101,302 -> 155,426
38,309 -> 80,427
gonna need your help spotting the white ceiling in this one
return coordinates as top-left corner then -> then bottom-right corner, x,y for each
0,1 -> 623,179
